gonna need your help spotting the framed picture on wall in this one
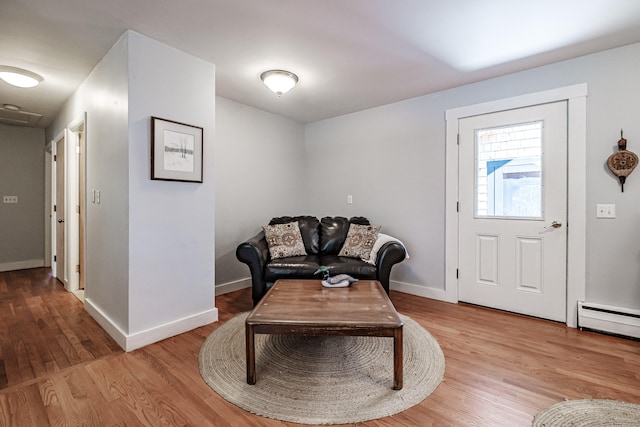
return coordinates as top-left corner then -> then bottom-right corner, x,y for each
151,116 -> 203,182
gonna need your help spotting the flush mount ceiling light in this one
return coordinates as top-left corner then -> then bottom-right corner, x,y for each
0,66 -> 43,88
2,104 -> 21,111
260,70 -> 298,96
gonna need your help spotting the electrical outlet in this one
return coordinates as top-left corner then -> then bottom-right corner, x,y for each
596,204 -> 615,218
3,195 -> 18,204
347,195 -> 353,204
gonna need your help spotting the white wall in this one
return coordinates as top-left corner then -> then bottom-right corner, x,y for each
47,31 -> 217,350
0,124 -> 46,271
305,97 -> 442,288
48,33 -> 130,333
127,31 -> 216,337
304,42 -> 640,310
214,96 -> 305,292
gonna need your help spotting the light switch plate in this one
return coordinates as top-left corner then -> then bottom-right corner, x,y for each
596,204 -> 615,218
3,195 -> 18,203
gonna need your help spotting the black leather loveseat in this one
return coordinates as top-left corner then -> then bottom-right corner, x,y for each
236,215 -> 407,305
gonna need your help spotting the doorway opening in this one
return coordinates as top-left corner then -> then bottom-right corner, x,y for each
51,113 -> 86,297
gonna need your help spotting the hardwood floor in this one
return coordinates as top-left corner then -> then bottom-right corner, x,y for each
1,268 -> 639,426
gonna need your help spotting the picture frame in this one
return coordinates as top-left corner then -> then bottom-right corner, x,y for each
151,116 -> 203,182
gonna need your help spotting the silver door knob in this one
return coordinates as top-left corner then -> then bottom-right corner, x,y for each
544,221 -> 562,229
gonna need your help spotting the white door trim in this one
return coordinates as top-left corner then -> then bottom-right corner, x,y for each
445,83 -> 587,327
64,113 -> 86,293
51,130 -> 66,284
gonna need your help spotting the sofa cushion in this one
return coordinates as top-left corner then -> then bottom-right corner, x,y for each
270,216 -> 320,254
338,224 -> 380,261
319,255 -> 377,278
265,255 -> 322,281
319,216 -> 370,255
263,221 -> 307,259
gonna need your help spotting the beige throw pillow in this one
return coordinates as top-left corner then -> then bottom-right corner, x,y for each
338,224 -> 381,261
263,221 -> 308,259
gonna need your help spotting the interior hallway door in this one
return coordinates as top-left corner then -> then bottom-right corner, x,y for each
55,137 -> 65,285
458,101 -> 567,322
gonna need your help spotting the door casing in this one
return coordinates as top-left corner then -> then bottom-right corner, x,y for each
445,84 -> 587,327
68,116 -> 86,291
50,113 -> 86,293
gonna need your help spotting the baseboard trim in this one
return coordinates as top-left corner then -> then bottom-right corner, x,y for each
390,280 -> 447,301
126,308 -> 219,352
217,278 -> 447,302
216,278 -> 447,302
85,298 -> 219,352
84,297 -> 128,350
216,277 -> 251,296
0,259 -> 45,272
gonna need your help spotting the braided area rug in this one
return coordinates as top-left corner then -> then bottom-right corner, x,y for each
533,399 -> 640,426
199,312 -> 444,425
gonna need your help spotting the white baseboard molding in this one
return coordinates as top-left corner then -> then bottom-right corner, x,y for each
390,280 -> 448,301
217,278 -> 447,302
85,297 -> 219,352
84,297 -> 128,350
0,259 -> 45,272
125,308 -> 219,352
216,277 -> 251,296
578,301 -> 640,339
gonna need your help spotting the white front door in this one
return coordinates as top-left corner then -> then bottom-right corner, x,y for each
458,101 -> 567,322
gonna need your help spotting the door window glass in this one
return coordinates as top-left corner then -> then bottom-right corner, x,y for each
475,122 -> 543,219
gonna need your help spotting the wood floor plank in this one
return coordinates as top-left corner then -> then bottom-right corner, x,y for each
38,377 -> 67,427
0,339 -> 18,389
6,385 -> 47,426
117,352 -> 194,426
1,268 -> 640,426
89,354 -> 181,426
47,374 -> 87,426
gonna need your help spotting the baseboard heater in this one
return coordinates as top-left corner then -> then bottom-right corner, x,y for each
578,301 -> 640,339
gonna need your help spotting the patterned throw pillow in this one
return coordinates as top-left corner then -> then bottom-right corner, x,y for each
263,221 -> 308,259
338,224 -> 381,261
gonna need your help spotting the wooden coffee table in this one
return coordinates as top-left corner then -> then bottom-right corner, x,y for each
245,279 -> 403,390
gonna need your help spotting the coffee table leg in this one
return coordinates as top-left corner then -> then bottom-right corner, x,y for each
393,326 -> 403,390
246,323 -> 256,385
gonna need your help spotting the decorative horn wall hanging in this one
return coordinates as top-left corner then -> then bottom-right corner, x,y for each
607,129 -> 638,192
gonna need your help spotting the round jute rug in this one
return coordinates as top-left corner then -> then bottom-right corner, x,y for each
199,312 -> 445,425
533,399 -> 640,427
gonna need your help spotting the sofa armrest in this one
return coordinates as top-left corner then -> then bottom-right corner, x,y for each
236,230 -> 270,305
375,241 -> 407,294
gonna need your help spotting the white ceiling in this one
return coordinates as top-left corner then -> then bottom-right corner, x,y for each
2,0 -> 640,128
